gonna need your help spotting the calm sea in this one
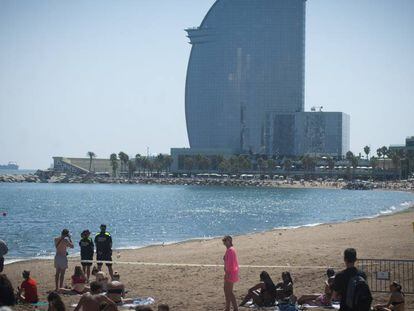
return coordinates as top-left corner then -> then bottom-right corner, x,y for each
0,183 -> 413,262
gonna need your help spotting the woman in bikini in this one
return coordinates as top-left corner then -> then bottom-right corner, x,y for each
374,281 -> 405,311
298,269 -> 335,306
239,271 -> 277,307
58,266 -> 88,295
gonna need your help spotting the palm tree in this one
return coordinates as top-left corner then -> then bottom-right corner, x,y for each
380,146 -> 388,170
109,153 -> 118,177
135,154 -> 142,175
87,151 -> 96,172
127,159 -> 136,179
238,155 -> 251,173
266,159 -> 276,174
351,155 -> 359,179
164,155 -> 173,173
118,152 -> 129,173
218,159 -> 230,174
183,157 -> 194,174
363,146 -> 370,160
389,150 -> 402,179
283,159 -> 292,177
327,156 -> 335,176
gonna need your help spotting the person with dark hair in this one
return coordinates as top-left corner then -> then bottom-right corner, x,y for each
157,304 -> 169,311
298,269 -> 336,306
54,229 -> 74,290
95,224 -> 114,279
0,274 -> 15,306
79,229 -> 94,281
17,270 -> 38,303
58,266 -> 88,295
332,248 -> 371,311
74,281 -> 117,311
0,240 -> 8,273
276,271 -> 294,300
374,281 -> 405,311
239,271 -> 277,307
222,235 -> 239,311
47,291 -> 66,311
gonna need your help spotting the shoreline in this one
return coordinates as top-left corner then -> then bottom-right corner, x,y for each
6,201 -> 414,267
1,172 -> 414,192
4,204 -> 414,310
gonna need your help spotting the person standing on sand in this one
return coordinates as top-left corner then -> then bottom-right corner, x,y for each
95,224 -> 114,279
0,239 -> 8,273
54,229 -> 74,290
222,235 -> 239,311
79,229 -> 94,281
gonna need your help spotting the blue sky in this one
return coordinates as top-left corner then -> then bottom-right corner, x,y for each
0,0 -> 413,169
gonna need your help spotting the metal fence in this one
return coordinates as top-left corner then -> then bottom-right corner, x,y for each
358,259 -> 414,294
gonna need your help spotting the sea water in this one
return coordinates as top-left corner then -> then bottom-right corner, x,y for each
0,183 -> 412,262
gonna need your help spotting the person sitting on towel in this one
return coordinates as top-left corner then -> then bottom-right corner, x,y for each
276,271 -> 294,300
239,271 -> 277,307
106,272 -> 133,304
298,268 -> 335,306
74,281 -> 117,311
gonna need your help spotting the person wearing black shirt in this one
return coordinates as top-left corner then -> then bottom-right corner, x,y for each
94,224 -> 113,279
332,248 -> 367,311
79,230 -> 94,281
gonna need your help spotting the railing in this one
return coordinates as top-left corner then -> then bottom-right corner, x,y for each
358,259 -> 414,294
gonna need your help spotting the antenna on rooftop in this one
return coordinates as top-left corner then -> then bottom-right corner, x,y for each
311,106 -> 323,112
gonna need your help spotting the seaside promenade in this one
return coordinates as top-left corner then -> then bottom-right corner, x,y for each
3,207 -> 414,310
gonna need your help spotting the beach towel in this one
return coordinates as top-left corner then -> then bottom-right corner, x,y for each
300,303 -> 340,310
30,301 -> 49,309
119,297 -> 155,308
71,297 -> 155,309
240,300 -> 279,310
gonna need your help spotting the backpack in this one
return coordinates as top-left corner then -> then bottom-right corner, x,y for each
346,272 -> 372,311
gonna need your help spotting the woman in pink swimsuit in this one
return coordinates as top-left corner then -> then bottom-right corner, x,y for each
223,235 -> 239,311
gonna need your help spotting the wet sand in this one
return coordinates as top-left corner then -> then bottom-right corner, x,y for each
4,207 -> 414,310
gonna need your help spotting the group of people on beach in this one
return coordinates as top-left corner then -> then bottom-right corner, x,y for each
0,234 -> 407,311
223,239 -> 405,311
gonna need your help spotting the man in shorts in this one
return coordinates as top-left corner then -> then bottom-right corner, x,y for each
54,229 -> 74,290
95,224 -> 114,279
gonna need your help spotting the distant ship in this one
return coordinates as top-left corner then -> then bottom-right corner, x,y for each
0,162 -> 19,170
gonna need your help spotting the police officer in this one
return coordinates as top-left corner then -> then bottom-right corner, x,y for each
94,224 -> 113,279
79,230 -> 94,281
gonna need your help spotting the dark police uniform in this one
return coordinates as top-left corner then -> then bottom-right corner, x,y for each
94,231 -> 112,267
79,237 -> 94,266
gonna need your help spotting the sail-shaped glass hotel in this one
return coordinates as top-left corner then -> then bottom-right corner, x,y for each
171,0 -> 349,168
185,0 -> 306,154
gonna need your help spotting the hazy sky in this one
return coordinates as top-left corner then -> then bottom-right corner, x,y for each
1,0 -> 413,169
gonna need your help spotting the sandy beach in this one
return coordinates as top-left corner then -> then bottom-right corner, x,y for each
4,207 -> 414,310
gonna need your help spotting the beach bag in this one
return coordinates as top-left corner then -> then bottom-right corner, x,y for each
346,273 -> 372,311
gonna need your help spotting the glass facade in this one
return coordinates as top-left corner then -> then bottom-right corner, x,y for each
294,112 -> 350,157
185,0 -> 306,154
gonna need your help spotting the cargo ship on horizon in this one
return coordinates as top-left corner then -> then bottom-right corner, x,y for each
0,162 -> 19,170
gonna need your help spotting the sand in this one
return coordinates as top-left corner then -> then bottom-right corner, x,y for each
4,207 -> 414,310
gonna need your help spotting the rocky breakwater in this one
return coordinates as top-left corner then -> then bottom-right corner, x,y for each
0,174 -> 41,183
